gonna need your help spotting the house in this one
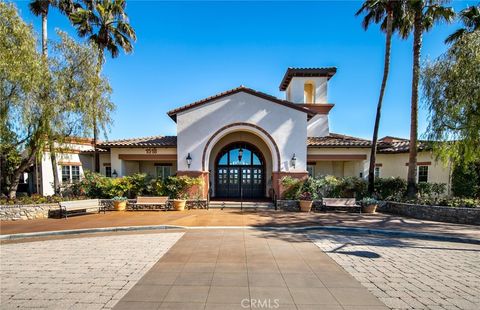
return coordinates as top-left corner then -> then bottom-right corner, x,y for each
34,67 -> 452,198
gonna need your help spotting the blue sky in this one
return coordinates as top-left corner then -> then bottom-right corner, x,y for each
13,0 -> 471,141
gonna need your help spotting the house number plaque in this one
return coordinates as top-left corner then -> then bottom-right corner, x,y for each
145,148 -> 157,154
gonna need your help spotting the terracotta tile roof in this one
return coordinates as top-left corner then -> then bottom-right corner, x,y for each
98,136 -> 177,148
279,67 -> 337,91
166,86 -> 315,122
377,136 -> 430,153
307,133 -> 371,148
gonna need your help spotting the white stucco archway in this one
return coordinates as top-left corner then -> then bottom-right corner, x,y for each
202,123 -> 281,173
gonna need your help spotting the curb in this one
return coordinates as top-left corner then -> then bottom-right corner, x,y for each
1,225 -> 479,245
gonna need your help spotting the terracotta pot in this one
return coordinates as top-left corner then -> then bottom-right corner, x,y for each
362,204 -> 377,214
113,200 -> 127,211
299,200 -> 313,212
173,199 -> 187,211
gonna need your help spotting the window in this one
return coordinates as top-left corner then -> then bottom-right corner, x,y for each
61,165 -> 81,183
307,165 -> 315,177
304,82 -> 315,103
156,165 -> 171,180
418,166 -> 428,183
374,167 -> 380,178
71,166 -> 80,182
105,166 -> 112,178
62,166 -> 70,183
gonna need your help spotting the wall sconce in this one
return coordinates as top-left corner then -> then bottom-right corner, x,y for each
186,153 -> 192,168
291,153 -> 297,169
112,169 -> 118,178
238,147 -> 243,162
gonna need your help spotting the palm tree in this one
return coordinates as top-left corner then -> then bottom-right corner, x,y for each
445,4 -> 480,44
356,0 -> 405,195
69,0 -> 136,173
399,0 -> 454,198
29,0 -> 77,195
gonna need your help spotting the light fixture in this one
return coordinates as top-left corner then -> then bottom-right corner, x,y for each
291,153 -> 297,169
238,147 -> 243,162
186,153 -> 192,168
112,169 -> 118,178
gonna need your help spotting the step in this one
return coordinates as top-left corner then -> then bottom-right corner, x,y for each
208,201 -> 275,209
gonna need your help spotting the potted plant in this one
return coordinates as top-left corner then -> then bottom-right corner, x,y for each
172,192 -> 188,211
299,191 -> 313,212
360,197 -> 378,214
112,196 -> 128,211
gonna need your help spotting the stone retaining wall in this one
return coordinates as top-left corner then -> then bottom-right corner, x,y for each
379,201 -> 480,225
0,204 -> 59,221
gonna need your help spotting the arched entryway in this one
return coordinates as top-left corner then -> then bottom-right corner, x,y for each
215,142 -> 265,199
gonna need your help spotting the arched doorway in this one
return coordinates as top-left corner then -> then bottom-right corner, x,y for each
215,142 -> 265,199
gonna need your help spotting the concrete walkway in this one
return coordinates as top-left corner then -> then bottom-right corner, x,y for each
1,210 -> 479,241
113,229 -> 387,310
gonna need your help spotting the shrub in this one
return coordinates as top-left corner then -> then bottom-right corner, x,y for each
451,163 -> 480,198
281,176 -> 303,199
164,176 -> 203,199
374,177 -> 407,200
417,182 -> 446,201
316,175 -> 342,198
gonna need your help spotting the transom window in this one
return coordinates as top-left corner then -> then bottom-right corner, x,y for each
217,144 -> 263,166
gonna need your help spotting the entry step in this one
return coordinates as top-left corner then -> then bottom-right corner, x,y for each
209,201 -> 275,209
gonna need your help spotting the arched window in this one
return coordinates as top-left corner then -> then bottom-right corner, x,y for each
304,82 -> 315,103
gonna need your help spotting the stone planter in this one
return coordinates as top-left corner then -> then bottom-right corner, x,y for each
173,199 -> 187,211
299,200 -> 313,212
362,204 -> 377,214
113,201 -> 127,211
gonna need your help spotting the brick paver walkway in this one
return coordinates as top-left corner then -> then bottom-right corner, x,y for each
310,234 -> 480,310
113,229 -> 387,310
2,210 -> 479,241
0,232 -> 183,309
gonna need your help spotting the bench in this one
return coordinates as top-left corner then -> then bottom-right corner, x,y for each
131,196 -> 170,211
59,199 -> 105,219
322,198 -> 361,213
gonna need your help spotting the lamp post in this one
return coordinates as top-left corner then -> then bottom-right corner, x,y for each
238,147 -> 243,211
186,153 -> 192,169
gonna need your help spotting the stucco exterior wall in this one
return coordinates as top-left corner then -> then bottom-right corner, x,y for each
307,147 -> 371,178
176,91 -> 308,173
286,77 -> 328,103
110,147 -> 177,177
376,152 -> 451,191
307,114 -> 329,137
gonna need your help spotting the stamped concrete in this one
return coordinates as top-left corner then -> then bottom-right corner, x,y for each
0,232 -> 183,309
310,234 -> 480,310
1,210 -> 479,241
113,229 -> 387,310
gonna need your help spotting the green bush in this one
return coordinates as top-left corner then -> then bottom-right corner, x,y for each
374,177 -> 407,200
451,163 -> 480,198
0,194 -> 84,205
280,176 -> 303,199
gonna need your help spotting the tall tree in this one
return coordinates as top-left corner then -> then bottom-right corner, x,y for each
1,2 -> 114,199
445,4 -> 480,44
422,31 -> 480,166
356,0 -> 404,194
29,0 -> 77,195
69,0 -> 136,173
399,0 -> 454,198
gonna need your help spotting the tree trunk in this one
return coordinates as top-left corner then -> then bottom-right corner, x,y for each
41,11 -> 47,57
49,142 -> 60,195
406,11 -> 423,199
93,50 -> 104,173
8,151 -> 38,199
368,9 -> 393,195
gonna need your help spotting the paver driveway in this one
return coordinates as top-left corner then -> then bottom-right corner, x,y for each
0,232 -> 183,309
310,234 -> 480,310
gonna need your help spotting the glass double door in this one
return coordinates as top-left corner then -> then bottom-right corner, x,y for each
216,166 -> 264,199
